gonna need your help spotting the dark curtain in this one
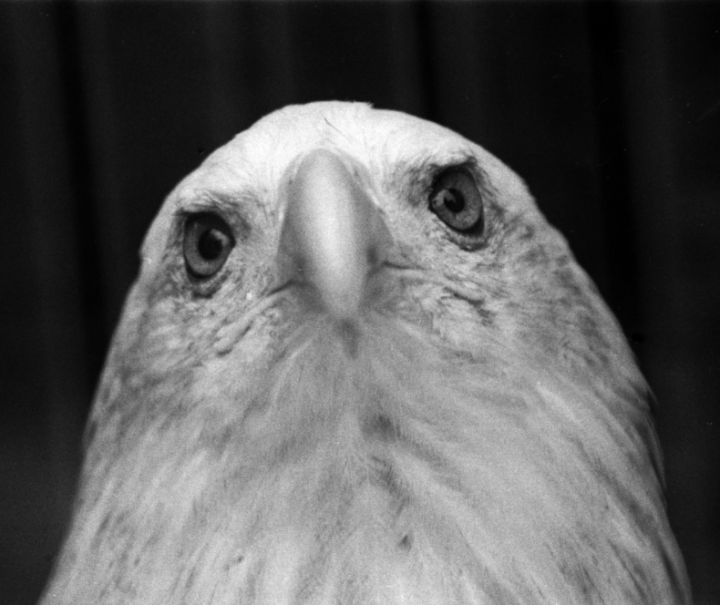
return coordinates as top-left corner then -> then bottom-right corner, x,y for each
1,2 -> 718,603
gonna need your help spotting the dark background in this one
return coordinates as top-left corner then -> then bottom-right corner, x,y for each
1,2 -> 718,603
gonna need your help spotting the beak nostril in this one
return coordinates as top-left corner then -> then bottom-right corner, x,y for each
367,247 -> 379,268
367,209 -> 392,271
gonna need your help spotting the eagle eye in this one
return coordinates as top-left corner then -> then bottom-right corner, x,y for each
429,167 -> 484,235
183,212 -> 235,279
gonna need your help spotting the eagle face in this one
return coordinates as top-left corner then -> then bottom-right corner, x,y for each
41,102 -> 690,604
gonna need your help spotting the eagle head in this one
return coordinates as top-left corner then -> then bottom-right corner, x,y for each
41,102 -> 690,604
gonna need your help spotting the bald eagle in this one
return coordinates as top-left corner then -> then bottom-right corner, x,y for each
40,102 -> 691,604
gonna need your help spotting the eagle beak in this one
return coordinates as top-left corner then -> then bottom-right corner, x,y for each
279,149 -> 391,321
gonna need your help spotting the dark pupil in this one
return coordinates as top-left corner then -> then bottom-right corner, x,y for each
441,188 -> 465,213
197,229 -> 224,260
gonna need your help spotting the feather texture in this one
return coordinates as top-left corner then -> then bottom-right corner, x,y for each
40,102 -> 691,604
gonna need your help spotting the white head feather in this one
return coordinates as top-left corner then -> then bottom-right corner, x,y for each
41,102 -> 690,605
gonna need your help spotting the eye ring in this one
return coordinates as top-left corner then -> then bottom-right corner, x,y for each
183,212 -> 235,279
429,167 -> 484,235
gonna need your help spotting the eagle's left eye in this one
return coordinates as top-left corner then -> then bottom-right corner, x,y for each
183,212 -> 235,279
429,168 -> 484,235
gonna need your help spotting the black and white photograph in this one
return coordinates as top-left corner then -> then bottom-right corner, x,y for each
1,2 -> 718,604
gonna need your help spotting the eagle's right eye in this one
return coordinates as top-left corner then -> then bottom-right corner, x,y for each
183,212 -> 235,279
